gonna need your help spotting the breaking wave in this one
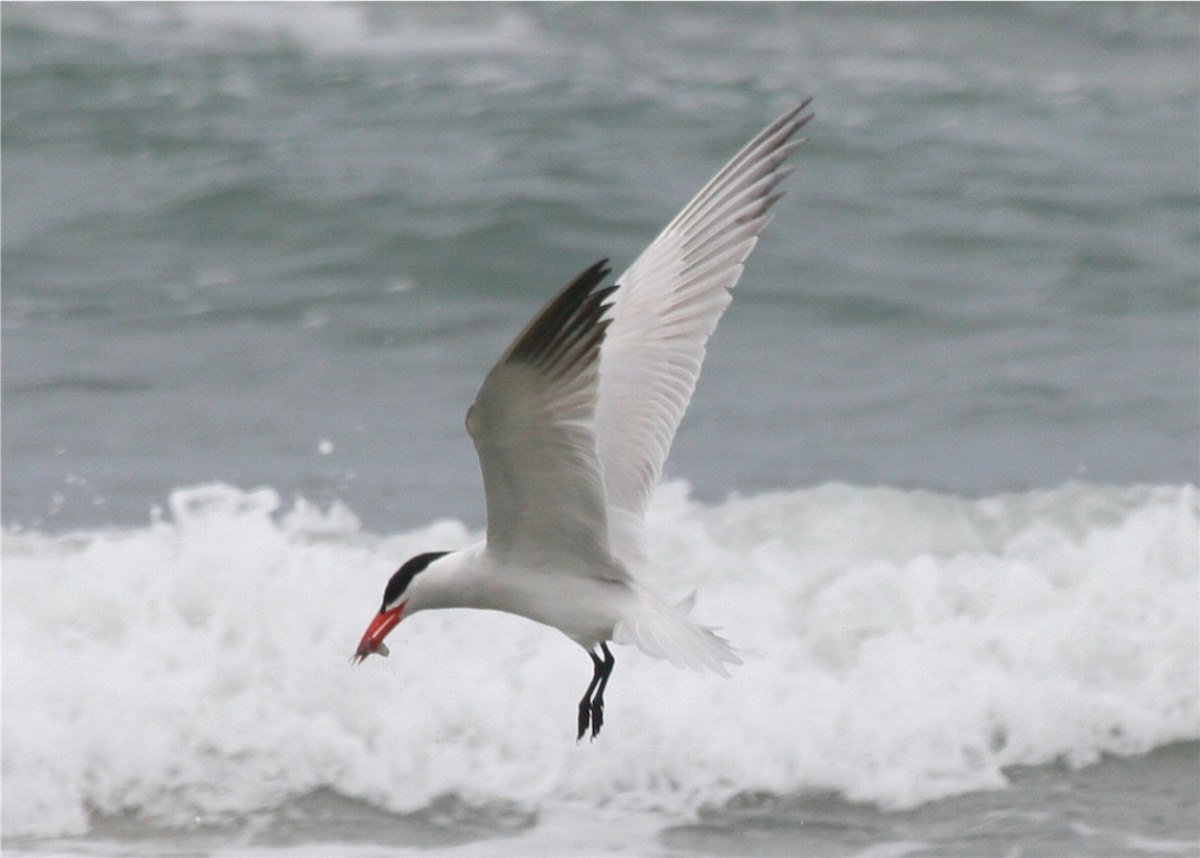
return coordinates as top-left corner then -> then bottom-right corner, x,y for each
4,480 -> 1196,838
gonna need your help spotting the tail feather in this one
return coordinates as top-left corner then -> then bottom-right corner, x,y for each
613,589 -> 741,675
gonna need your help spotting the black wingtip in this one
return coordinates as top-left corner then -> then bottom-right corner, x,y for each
504,259 -> 616,374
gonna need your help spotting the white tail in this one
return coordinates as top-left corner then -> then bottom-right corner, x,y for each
613,588 -> 741,676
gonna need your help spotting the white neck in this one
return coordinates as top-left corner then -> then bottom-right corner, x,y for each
402,542 -> 494,614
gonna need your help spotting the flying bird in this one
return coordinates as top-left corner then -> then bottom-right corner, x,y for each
355,100 -> 813,740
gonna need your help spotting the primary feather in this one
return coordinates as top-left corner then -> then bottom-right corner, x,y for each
597,100 -> 813,565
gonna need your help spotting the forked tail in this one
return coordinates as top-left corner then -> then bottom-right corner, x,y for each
612,589 -> 741,675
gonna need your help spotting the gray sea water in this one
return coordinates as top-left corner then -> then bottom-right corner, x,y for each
3,3 -> 1198,856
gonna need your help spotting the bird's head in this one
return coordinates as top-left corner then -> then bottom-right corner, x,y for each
353,551 -> 449,663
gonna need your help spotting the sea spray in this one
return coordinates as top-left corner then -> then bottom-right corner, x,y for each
4,480 -> 1197,838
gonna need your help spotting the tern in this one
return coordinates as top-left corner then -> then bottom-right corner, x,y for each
355,100 -> 813,740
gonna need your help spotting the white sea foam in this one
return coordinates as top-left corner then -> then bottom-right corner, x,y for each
3,481 -> 1197,838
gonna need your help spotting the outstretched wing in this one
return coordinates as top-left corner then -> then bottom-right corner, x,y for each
596,100 -> 813,564
467,260 -> 623,570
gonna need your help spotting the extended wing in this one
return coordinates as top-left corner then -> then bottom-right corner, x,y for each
467,260 -> 622,571
596,100 -> 813,564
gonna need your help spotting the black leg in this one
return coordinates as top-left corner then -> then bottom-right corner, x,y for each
577,650 -> 605,742
589,643 -> 616,739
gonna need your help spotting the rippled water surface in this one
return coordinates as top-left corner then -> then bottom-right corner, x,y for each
3,4 -> 1198,855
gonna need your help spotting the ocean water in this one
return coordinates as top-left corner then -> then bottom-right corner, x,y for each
3,3 -> 1198,856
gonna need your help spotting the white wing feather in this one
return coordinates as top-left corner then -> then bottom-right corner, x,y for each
596,101 -> 813,564
467,261 -> 623,573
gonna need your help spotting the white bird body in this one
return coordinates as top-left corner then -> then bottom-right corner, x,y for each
356,100 -> 813,738
402,544 -> 629,647
400,544 -> 729,670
